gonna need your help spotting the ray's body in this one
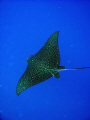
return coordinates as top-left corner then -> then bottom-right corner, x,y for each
16,31 -> 90,96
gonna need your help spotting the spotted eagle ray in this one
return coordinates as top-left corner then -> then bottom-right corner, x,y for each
16,31 -> 90,96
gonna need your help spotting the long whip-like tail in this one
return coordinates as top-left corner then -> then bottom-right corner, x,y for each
60,67 -> 90,71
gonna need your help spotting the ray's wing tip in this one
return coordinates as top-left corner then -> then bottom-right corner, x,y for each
16,87 -> 22,96
55,31 -> 60,34
54,31 -> 60,36
16,91 -> 22,96
16,90 -> 20,96
16,93 -> 19,96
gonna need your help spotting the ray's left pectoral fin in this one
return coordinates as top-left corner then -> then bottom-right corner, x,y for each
16,68 -> 31,96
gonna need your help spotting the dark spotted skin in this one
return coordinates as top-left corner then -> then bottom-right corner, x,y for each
16,31 -> 63,96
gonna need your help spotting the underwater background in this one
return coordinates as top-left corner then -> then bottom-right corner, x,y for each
0,0 -> 90,120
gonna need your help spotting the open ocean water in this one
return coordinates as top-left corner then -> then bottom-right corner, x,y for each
0,0 -> 90,120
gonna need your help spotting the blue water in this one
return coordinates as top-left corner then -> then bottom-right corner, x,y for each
0,1 -> 90,120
